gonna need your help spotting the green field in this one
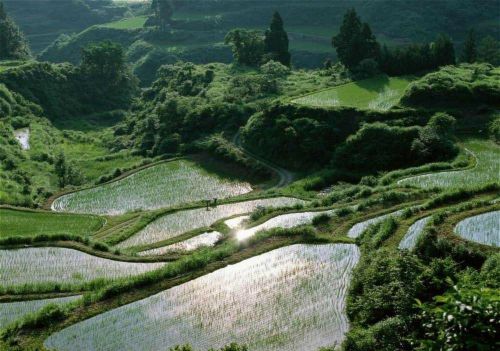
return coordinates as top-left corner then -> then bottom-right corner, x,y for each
100,16 -> 147,30
51,160 -> 253,215
399,139 -> 500,189
292,76 -> 414,110
0,208 -> 103,238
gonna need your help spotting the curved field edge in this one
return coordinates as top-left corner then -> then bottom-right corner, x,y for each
43,157 -> 183,211
0,247 -> 167,288
0,206 -> 105,238
0,295 -> 81,330
44,244 -> 360,351
454,210 -> 500,247
50,159 -> 253,215
117,196 -> 308,250
398,139 -> 500,189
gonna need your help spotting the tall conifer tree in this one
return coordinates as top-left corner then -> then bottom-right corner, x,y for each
461,29 -> 477,63
264,12 -> 291,67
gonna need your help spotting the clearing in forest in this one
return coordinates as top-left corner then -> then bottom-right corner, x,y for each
291,75 -> 413,110
51,160 -> 253,216
44,244 -> 360,351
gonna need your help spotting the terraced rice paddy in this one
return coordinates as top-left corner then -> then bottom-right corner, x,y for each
44,244 -> 360,351
13,128 -> 29,150
399,216 -> 431,250
454,211 -> 500,247
224,215 -> 250,229
291,76 -> 413,110
0,296 -> 81,329
117,197 -> 305,249
138,232 -> 222,256
0,209 -> 103,238
399,140 -> 500,189
235,209 -> 335,241
51,160 -> 253,215
347,210 -> 404,238
0,248 -> 166,287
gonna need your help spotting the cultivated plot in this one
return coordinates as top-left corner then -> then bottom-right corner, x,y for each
45,244 -> 360,351
138,231 -> 222,256
51,160 -> 253,215
347,210 -> 404,238
0,247 -> 166,287
399,140 -> 500,189
454,210 -> 499,247
292,76 -> 413,110
399,216 -> 431,250
0,296 -> 81,329
224,215 -> 250,230
117,197 -> 306,248
0,209 -> 103,238
235,209 -> 335,241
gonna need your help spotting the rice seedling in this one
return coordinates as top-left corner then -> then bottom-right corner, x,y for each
235,209 -> 335,241
138,232 -> 222,256
398,216 -> 431,250
13,128 -> 29,150
347,210 -> 404,238
117,197 -> 305,248
44,244 -> 360,351
0,248 -> 166,287
292,76 -> 412,110
0,209 -> 103,238
399,140 -> 500,189
51,160 -> 253,215
0,295 -> 81,329
454,210 -> 499,247
224,215 -> 250,229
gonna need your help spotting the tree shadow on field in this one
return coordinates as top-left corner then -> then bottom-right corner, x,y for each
188,153 -> 271,187
353,75 -> 390,92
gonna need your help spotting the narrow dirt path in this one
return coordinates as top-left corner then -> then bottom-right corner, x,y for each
232,131 -> 295,187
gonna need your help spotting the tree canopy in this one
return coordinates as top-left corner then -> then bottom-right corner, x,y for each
225,29 -> 264,66
0,0 -> 30,60
332,9 -> 380,70
81,40 -> 126,83
263,12 -> 291,67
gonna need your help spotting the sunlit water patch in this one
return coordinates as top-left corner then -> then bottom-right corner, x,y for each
45,244 -> 360,351
13,128 -> 29,150
235,209 -> 335,241
117,197 -> 306,248
138,231 -> 222,256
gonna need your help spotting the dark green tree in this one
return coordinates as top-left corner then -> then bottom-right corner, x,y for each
81,41 -> 126,83
151,0 -> 173,31
432,34 -> 455,67
225,29 -> 264,66
461,29 -> 477,63
263,11 -> 291,67
477,35 -> 500,65
0,0 -> 31,60
332,9 -> 380,70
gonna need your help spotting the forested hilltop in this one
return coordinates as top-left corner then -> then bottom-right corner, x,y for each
0,1 -> 499,351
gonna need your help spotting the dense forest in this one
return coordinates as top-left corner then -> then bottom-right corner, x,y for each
0,1 -> 499,351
